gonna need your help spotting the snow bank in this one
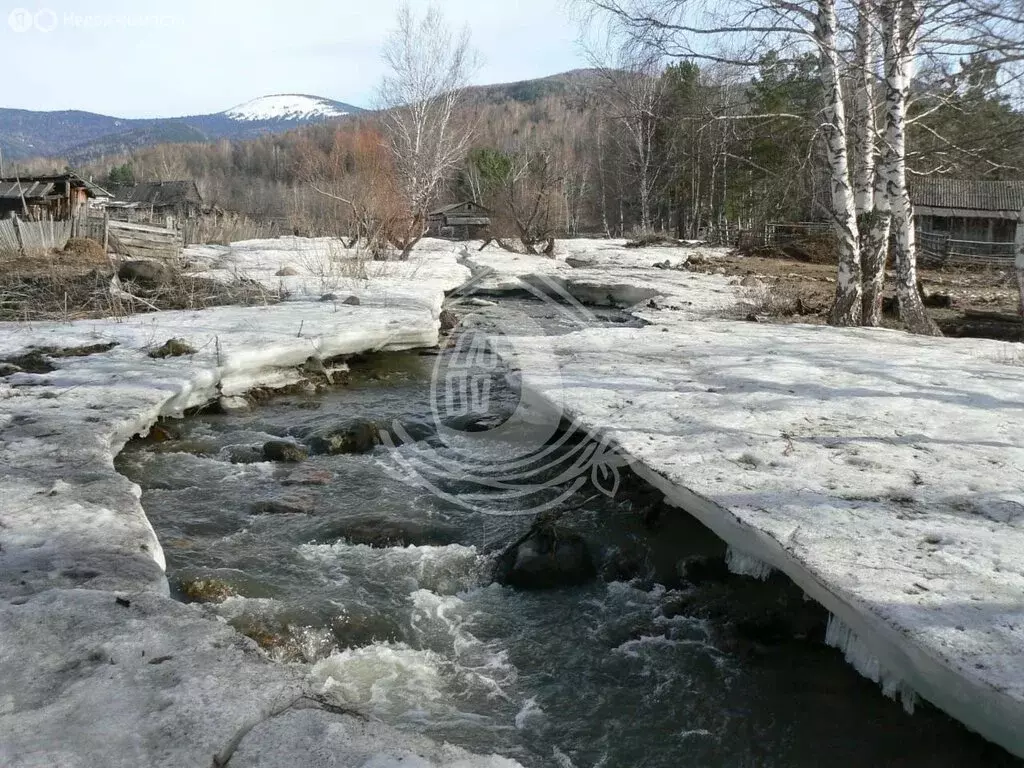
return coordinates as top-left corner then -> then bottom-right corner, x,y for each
0,237 -> 515,767
507,313 -> 1024,758
185,235 -> 470,316
461,238 -> 737,318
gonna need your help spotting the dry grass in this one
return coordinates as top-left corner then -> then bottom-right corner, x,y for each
292,239 -> 409,293
0,239 -> 282,322
741,281 -> 823,319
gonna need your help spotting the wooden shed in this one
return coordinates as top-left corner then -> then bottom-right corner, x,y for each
427,201 -> 491,240
911,178 -> 1024,247
0,172 -> 109,225
106,180 -> 204,222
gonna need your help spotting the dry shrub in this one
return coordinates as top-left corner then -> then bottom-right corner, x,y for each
743,282 -> 821,318
0,248 -> 281,322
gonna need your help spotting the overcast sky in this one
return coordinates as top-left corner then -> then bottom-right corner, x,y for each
1,0 -> 587,117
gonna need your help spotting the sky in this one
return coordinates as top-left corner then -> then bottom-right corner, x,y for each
0,0 -> 588,117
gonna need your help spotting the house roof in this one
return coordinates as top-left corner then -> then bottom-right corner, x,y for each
108,180 -> 203,207
0,172 -> 110,200
429,200 -> 490,217
909,178 -> 1024,214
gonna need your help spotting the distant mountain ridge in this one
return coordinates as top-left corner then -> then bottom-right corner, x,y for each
0,71 -> 603,165
0,94 -> 363,162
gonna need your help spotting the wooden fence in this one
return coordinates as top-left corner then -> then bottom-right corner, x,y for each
84,214 -> 182,261
917,230 -> 1018,267
0,216 -> 74,256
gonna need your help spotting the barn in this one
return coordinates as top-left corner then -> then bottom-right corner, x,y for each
0,172 -> 110,224
427,201 -> 491,240
106,180 -> 204,222
911,178 -> 1024,264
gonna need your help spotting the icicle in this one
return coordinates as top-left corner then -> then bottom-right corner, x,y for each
825,614 -> 918,714
725,546 -> 773,581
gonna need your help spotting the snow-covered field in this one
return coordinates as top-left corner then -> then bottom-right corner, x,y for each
0,239 -> 521,767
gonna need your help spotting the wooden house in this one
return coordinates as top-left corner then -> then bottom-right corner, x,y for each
427,201 -> 491,240
0,172 -> 110,224
911,178 -> 1024,246
106,180 -> 204,222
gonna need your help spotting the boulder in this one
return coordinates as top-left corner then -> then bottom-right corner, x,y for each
118,259 -> 170,285
148,338 -> 196,359
439,309 -> 459,333
493,522 -> 596,589
307,421 -> 380,455
179,577 -> 237,604
250,495 -> 316,515
262,440 -> 309,463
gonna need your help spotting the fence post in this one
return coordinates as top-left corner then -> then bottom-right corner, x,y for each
102,208 -> 110,254
11,215 -> 25,257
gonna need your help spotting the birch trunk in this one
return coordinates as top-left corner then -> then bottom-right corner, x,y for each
853,2 -> 891,326
820,0 -> 862,326
880,0 -> 940,335
861,167 -> 892,325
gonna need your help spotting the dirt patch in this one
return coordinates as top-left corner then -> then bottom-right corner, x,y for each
690,254 -> 1022,341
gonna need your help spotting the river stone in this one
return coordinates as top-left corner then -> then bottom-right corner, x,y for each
148,338 -> 197,359
493,525 -> 596,589
439,309 -> 458,333
263,440 -> 309,463
281,468 -> 334,486
307,421 -> 380,455
251,495 -> 317,515
321,517 -> 462,548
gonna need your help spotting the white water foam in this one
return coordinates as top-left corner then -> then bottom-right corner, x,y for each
298,542 -> 486,595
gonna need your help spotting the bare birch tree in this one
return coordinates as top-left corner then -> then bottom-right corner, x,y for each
589,42 -> 667,233
582,0 -> 864,324
379,3 -> 479,259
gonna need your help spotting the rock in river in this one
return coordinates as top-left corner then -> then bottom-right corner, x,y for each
262,440 -> 309,463
493,520 -> 596,589
307,420 -> 380,455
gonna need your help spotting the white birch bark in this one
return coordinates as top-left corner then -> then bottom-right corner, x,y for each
880,0 -> 940,334
853,0 -> 892,326
819,0 -> 862,326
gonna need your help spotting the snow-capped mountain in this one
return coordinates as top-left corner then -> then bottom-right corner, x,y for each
222,94 -> 354,122
0,95 -> 364,161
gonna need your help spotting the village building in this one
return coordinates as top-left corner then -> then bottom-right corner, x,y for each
0,172 -> 110,224
911,178 -> 1024,263
427,201 -> 491,240
106,180 -> 204,222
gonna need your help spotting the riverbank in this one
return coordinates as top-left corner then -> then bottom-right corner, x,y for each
464,238 -> 1024,758
0,243 -> 520,766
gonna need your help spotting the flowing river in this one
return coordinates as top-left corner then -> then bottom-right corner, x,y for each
116,298 -> 1018,767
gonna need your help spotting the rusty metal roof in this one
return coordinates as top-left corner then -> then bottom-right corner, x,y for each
910,178 -> 1024,213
